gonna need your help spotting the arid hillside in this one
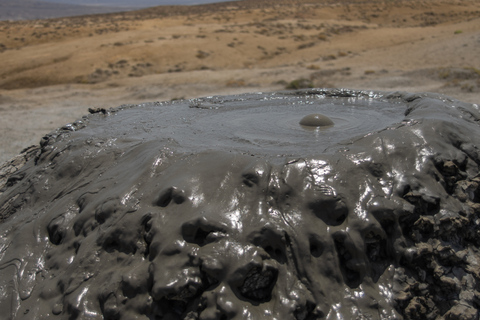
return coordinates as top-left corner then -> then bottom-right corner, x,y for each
0,0 -> 479,162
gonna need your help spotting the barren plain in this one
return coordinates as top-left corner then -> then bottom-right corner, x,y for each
0,0 -> 479,163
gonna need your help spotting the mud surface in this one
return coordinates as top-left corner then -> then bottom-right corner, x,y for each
1,89 -> 480,319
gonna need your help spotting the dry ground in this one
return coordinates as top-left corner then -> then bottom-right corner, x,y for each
0,0 -> 479,163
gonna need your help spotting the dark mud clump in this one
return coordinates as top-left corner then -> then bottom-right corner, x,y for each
0,89 -> 480,319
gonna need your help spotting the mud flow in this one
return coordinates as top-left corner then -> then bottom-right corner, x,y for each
1,89 -> 480,319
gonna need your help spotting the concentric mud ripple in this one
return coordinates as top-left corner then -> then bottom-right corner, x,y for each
0,89 -> 480,319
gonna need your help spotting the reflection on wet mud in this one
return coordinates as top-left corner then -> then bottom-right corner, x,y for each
1,89 -> 480,319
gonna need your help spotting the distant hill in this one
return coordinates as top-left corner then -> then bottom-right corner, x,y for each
0,0 -> 140,21
41,0 -> 234,7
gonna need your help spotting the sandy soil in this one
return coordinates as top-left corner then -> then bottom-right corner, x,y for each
1,0 -> 479,163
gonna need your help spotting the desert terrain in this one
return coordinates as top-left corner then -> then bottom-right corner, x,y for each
0,0 -> 479,163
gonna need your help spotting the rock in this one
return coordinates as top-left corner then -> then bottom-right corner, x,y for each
444,304 -> 478,320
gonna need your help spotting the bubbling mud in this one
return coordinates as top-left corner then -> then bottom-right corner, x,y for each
299,114 -> 334,128
0,89 -> 480,320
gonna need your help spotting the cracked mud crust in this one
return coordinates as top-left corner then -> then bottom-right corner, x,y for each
0,89 -> 480,319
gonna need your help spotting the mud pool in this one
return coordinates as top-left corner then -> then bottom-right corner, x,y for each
1,89 -> 480,319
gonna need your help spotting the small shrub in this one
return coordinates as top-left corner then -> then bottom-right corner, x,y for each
317,33 -> 327,41
307,64 -> 321,70
286,78 -> 314,90
226,79 -> 246,87
323,54 -> 336,61
298,42 -> 315,50
461,83 -> 474,92
196,50 -> 210,59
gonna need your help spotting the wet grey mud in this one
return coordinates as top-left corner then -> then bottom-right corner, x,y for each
1,89 -> 480,320
299,114 -> 334,128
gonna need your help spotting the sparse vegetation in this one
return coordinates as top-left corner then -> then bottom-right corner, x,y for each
226,79 -> 246,87
0,0 -> 477,99
297,42 -> 315,50
286,78 -> 314,90
195,50 -> 210,59
317,33 -> 328,41
307,64 -> 321,70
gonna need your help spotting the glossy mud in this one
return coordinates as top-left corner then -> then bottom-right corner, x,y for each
1,89 -> 480,319
299,114 -> 334,128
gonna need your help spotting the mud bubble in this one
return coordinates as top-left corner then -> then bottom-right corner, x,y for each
1,89 -> 480,320
299,113 -> 334,128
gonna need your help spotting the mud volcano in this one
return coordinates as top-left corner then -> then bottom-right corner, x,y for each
1,89 -> 480,319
